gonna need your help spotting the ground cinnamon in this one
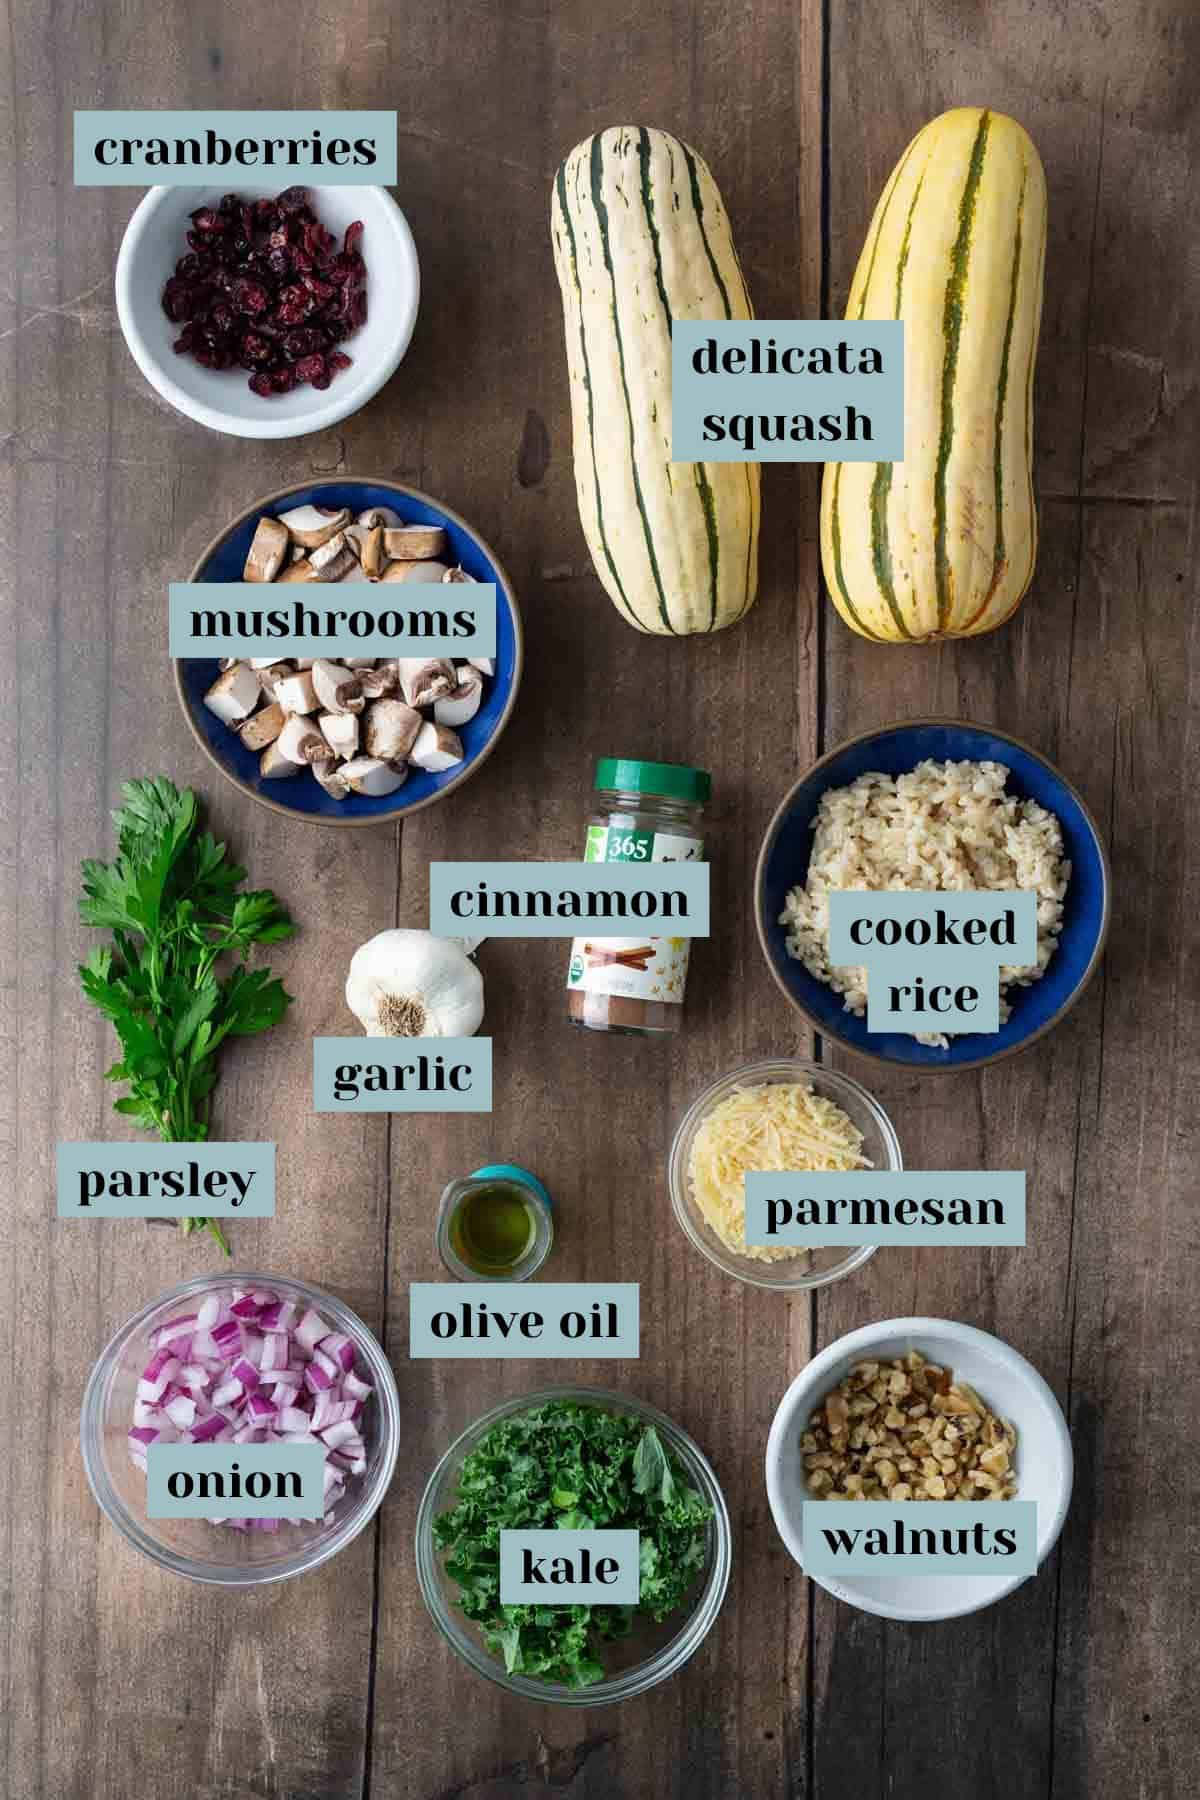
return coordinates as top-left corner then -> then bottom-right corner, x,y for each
565,758 -> 711,1039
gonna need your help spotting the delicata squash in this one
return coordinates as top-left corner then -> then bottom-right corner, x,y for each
821,107 -> 1047,642
551,126 -> 760,635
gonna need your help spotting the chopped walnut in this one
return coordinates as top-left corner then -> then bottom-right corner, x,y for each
802,1349 -> 1018,1501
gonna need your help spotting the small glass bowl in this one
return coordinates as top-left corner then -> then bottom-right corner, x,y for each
80,1271 -> 400,1586
668,1058 -> 902,1291
415,1386 -> 731,1705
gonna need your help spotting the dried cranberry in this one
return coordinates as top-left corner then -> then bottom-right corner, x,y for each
270,367 -> 296,393
282,327 -> 326,359
328,351 -> 352,372
262,247 -> 290,280
248,371 -> 275,397
301,275 -> 335,306
274,284 -> 313,326
238,332 -> 274,368
292,352 -> 326,386
189,207 -> 224,234
232,277 -> 270,315
162,277 -> 196,322
276,186 -> 310,214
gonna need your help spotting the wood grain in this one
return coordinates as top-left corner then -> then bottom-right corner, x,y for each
2,0 -> 1196,1796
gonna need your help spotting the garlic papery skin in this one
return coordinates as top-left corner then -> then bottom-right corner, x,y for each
345,930 -> 484,1037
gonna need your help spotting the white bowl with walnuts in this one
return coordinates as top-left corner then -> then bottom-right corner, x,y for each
765,1318 -> 1072,1622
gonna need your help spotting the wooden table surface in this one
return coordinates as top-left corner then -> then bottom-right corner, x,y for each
5,2 -> 1197,1796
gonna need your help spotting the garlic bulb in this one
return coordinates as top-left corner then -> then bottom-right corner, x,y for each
345,930 -> 484,1037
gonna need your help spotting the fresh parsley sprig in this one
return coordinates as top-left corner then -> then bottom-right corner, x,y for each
78,778 -> 294,1252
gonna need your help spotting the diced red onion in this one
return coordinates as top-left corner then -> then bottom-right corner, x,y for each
127,1285 -> 376,1532
295,1308 -> 330,1355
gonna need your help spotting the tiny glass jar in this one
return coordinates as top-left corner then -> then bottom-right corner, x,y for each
566,758 -> 711,1037
435,1164 -> 554,1282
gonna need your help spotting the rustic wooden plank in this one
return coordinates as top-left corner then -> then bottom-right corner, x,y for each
816,8 -> 1200,1800
363,2 -> 822,1796
2,0 -> 404,1791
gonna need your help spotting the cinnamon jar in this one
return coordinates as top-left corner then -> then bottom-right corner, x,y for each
566,758 -> 711,1036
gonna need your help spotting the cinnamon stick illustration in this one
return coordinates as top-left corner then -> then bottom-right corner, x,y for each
584,943 -> 655,971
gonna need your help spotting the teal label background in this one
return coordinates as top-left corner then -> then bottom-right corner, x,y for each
313,1038 -> 492,1112
827,890 -> 1039,1032
409,1283 -> 639,1358
803,1501 -> 1037,1577
671,320 -> 903,462
744,1170 -> 1026,1246
56,1141 -> 274,1218
146,1444 -> 326,1519
500,1529 -> 641,1604
428,862 -> 710,938
169,582 -> 496,658
74,111 -> 397,184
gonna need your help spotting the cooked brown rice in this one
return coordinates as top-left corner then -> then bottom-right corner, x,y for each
779,759 -> 1070,1046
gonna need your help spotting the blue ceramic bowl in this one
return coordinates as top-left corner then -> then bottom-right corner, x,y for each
755,721 -> 1110,1072
174,478 -> 523,825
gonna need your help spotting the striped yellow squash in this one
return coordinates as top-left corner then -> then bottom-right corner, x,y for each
821,107 -> 1047,642
551,127 -> 760,634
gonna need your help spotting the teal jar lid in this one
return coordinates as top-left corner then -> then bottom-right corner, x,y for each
594,758 -> 711,805
470,1163 -> 552,1211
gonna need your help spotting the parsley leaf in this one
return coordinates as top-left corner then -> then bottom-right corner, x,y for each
78,779 -> 294,1251
433,1400 -> 712,1688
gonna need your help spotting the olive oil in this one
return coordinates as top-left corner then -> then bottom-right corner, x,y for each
436,1163 -> 555,1283
449,1182 -> 536,1274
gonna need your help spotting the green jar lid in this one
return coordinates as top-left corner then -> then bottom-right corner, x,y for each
595,758 -> 712,804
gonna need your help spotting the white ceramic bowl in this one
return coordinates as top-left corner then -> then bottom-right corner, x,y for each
115,184 -> 419,438
765,1318 -> 1072,1622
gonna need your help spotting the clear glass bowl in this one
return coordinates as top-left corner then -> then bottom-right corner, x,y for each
415,1386 -> 731,1705
668,1058 -> 902,1291
80,1271 -> 400,1585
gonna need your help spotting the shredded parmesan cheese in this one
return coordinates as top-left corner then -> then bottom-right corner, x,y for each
687,1082 -> 871,1262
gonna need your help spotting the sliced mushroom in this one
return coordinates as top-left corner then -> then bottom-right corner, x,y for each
383,525 -> 448,561
260,740 -> 301,779
203,662 -> 261,726
379,558 -> 450,584
273,669 -> 319,715
255,661 -> 295,699
311,659 -> 364,715
356,506 -> 404,531
277,557 -> 318,584
467,656 -> 495,677
340,756 -> 409,797
409,721 -> 464,773
310,532 -> 357,583
364,698 -> 424,762
278,504 -> 352,549
318,710 -> 359,760
396,658 -> 456,709
277,714 -> 330,765
434,678 -> 483,730
239,702 -> 286,751
243,516 -> 290,583
311,758 -> 351,800
250,656 -> 288,669
443,565 -> 476,584
359,661 -> 399,699
359,524 -> 385,578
